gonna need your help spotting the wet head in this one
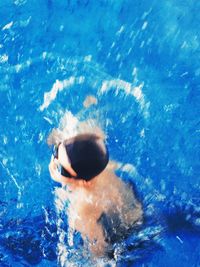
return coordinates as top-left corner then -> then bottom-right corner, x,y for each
50,133 -> 109,184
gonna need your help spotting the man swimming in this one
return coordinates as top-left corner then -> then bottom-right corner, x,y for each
48,132 -> 143,258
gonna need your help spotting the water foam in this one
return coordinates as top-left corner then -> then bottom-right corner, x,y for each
99,79 -> 149,118
39,76 -> 85,111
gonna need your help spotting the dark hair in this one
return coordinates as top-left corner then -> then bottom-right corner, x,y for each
64,134 -> 109,181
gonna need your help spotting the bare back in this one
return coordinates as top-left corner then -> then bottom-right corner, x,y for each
66,169 -> 143,257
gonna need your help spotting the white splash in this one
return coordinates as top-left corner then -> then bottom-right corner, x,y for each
54,187 -> 70,267
84,55 -> 92,62
19,16 -> 31,28
116,25 -> 125,36
59,111 -> 79,138
0,159 -> 20,190
99,79 -> 149,118
2,21 -> 13,30
0,54 -> 8,63
176,235 -> 183,244
56,111 -> 103,142
43,116 -> 53,125
39,76 -> 85,111
142,21 -> 148,30
0,158 -> 22,209
140,128 -> 145,138
15,59 -> 32,73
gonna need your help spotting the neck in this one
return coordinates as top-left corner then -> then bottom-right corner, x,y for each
62,175 -> 98,191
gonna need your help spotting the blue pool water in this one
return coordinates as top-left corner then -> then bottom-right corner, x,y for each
0,0 -> 199,266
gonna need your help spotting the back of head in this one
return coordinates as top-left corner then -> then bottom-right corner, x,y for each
64,134 -> 109,181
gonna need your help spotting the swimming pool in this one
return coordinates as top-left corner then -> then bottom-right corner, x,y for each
0,0 -> 199,266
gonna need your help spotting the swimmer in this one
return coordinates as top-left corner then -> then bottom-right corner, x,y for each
48,132 -> 143,258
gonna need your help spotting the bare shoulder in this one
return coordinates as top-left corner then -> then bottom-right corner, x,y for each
98,168 -> 143,222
